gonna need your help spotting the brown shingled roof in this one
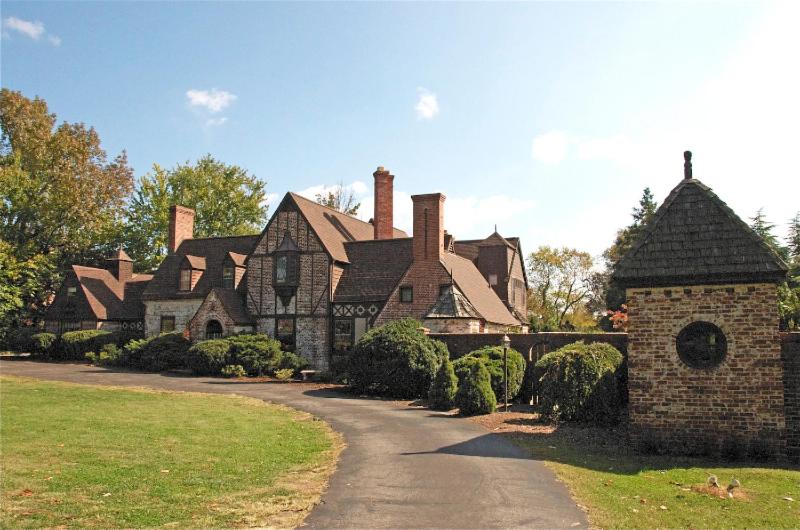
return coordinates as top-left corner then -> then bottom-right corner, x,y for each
289,192 -> 408,263
142,235 -> 259,300
333,238 -> 414,302
211,288 -> 253,324
426,283 -> 482,319
613,177 -> 789,287
441,252 -> 520,326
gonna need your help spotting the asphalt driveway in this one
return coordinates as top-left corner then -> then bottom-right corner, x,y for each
1,360 -> 588,529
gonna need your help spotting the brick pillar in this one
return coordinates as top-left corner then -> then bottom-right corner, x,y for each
411,193 -> 445,262
373,166 -> 394,240
168,205 -> 195,253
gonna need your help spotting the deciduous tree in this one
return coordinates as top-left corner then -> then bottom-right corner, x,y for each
315,181 -> 360,215
123,155 -> 268,271
526,246 -> 595,330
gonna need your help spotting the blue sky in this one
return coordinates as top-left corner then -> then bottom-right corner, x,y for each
2,1 -> 798,258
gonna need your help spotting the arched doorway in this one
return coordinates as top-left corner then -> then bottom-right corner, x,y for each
205,320 -> 223,339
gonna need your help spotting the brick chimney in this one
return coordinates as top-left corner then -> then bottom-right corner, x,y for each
411,193 -> 445,262
168,205 -> 195,253
106,249 -> 133,283
373,166 -> 394,240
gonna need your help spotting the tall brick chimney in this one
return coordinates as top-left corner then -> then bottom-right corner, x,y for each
168,205 -> 195,253
411,193 -> 445,262
373,166 -> 394,240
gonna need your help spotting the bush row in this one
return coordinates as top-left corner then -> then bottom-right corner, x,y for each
3,328 -> 143,360
187,334 -> 308,377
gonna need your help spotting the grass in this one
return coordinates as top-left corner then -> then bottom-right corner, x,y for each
0,375 -> 342,529
479,412 -> 800,529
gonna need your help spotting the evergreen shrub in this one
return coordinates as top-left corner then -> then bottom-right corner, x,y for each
122,332 -> 191,372
428,357 -> 458,410
347,318 -> 442,398
453,345 -> 525,402
535,341 -> 624,425
454,357 -> 496,415
187,339 -> 231,375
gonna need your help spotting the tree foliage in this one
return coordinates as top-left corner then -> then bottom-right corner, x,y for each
0,89 -> 133,330
752,209 -> 800,330
315,181 -> 360,216
526,246 -> 595,330
123,155 -> 268,270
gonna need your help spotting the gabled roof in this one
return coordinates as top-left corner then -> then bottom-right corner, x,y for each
226,252 -> 247,267
333,238 -> 414,303
288,192 -> 408,263
426,283 -> 482,319
183,255 -> 207,270
441,252 -> 521,326
142,235 -> 259,300
211,288 -> 253,324
46,265 -> 152,321
106,249 -> 132,262
613,177 -> 789,287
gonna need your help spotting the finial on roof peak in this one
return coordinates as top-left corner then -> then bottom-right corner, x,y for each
494,224 -> 498,233
684,150 -> 692,180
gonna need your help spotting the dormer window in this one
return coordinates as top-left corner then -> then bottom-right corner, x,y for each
67,286 -> 77,297
179,268 -> 192,291
222,266 -> 234,289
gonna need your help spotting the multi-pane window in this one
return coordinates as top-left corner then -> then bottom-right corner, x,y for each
222,266 -> 235,289
399,286 -> 413,303
67,286 -> 77,297
160,316 -> 175,333
179,268 -> 192,291
333,318 -> 354,353
275,255 -> 288,283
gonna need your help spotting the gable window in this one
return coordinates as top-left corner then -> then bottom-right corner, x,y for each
67,286 -> 77,297
276,318 -> 295,351
222,266 -> 235,289
439,284 -> 451,297
160,316 -> 175,333
399,286 -> 413,303
179,268 -> 192,291
276,255 -> 288,283
273,232 -> 300,288
488,274 -> 498,286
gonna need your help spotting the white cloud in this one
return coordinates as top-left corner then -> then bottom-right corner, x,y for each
2,16 -> 60,45
297,180 -> 370,202
186,89 -> 237,113
205,117 -> 228,127
415,88 -> 440,120
531,131 -> 568,164
262,193 -> 279,209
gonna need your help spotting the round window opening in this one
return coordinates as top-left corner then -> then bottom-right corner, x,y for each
676,321 -> 727,369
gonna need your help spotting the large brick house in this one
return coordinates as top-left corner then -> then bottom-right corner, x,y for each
46,167 -> 528,369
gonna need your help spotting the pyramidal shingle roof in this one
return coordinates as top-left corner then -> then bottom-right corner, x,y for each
613,153 -> 788,287
426,283 -> 482,319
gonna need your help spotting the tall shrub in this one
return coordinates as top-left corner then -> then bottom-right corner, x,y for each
428,357 -> 458,410
454,358 -> 496,415
348,318 -> 441,398
453,346 -> 525,402
227,333 -> 283,376
535,341 -> 624,425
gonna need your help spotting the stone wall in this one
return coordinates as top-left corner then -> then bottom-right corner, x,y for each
143,299 -> 202,336
782,332 -> 800,462
627,283 -> 786,456
188,291 -> 254,340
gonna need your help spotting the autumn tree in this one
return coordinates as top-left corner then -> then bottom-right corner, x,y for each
0,89 -> 133,332
315,181 -> 360,215
123,155 -> 268,271
526,246 -> 595,331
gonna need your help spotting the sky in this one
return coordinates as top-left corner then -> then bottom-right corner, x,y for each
2,1 -> 798,261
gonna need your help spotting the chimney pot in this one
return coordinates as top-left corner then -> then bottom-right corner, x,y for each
684,150 -> 693,180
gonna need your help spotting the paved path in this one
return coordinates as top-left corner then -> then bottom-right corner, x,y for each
1,360 -> 588,529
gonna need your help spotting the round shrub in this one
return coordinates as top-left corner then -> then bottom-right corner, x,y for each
453,346 -> 525,402
31,332 -> 57,356
187,339 -> 231,375
278,351 -> 309,376
535,341 -> 624,425
347,318 -> 441,398
58,330 -> 115,360
454,358 -> 496,415
123,332 -> 191,372
428,357 -> 458,410
227,333 -> 283,376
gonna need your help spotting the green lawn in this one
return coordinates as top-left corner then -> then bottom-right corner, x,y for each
0,376 -> 341,529
502,421 -> 800,529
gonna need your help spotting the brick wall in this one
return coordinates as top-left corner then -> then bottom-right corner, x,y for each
375,260 -> 451,326
782,332 -> 800,462
627,283 -> 786,456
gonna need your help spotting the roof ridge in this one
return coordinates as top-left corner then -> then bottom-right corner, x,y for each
183,234 -> 259,242
289,191 -> 408,234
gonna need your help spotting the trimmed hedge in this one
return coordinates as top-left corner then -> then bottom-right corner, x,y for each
454,357 -> 496,415
122,333 -> 191,372
227,334 -> 284,376
453,346 -> 525,402
347,318 -> 443,399
187,339 -> 231,375
31,332 -> 57,356
428,357 -> 458,410
58,330 -> 117,360
535,341 -> 624,425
